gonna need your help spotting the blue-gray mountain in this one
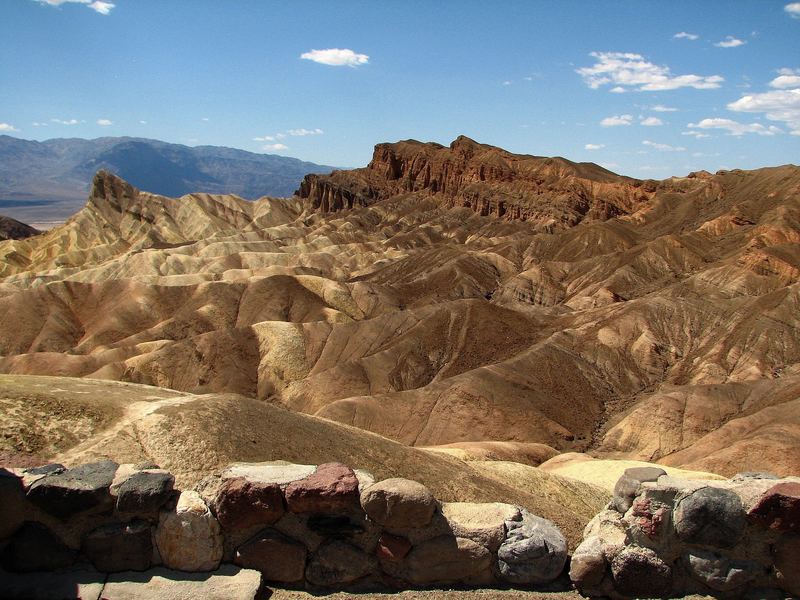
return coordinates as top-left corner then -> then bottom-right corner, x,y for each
0,135 -> 335,222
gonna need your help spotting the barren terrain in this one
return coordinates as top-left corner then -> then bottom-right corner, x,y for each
1,136 -> 799,479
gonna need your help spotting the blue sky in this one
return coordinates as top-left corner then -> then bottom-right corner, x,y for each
2,1 -> 799,176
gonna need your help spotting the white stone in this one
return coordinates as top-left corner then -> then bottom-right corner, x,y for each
441,501 -> 521,551
102,565 -> 261,599
155,491 -> 223,572
220,461 -> 315,486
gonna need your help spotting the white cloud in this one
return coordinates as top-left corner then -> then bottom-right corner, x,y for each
727,85 -> 800,135
609,86 -> 626,93
642,140 -> 686,151
201,117 -> 210,122
34,0 -> 114,14
87,1 -> 113,14
51,118 -> 79,125
674,32 -> 699,40
584,143 -> 605,150
651,104 -> 678,112
577,51 -> 723,91
287,128 -> 323,136
771,69 -> 800,89
785,3 -> 800,18
502,80 -> 512,86
32,122 -> 48,127
300,48 -> 368,67
263,143 -> 288,152
96,118 -> 112,126
255,129 -> 322,143
139,120 -> 147,124
640,116 -> 664,126
688,118 -> 784,136
772,75 -> 800,89
0,123 -> 19,132
715,36 -> 746,48
600,114 -> 633,127
682,130 -> 711,138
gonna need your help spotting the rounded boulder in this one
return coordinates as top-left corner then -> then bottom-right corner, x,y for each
360,478 -> 436,529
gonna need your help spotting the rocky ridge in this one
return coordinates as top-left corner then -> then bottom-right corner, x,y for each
1,140 -> 799,479
0,215 -> 39,242
298,136 -> 654,227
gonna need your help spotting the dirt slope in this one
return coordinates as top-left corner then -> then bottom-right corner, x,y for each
1,139 -> 799,477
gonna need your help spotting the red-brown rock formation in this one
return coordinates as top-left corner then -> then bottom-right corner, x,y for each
298,136 -> 654,227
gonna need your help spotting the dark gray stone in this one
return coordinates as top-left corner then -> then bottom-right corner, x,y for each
611,546 -> 672,597
732,471 -> 779,481
674,486 -> 746,548
234,529 -> 307,583
497,511 -> 568,585
116,471 -> 175,514
23,464 -> 65,476
305,540 -> 377,587
82,519 -> 153,573
0,468 -> 25,539
684,549 -> 761,592
26,460 -> 118,519
612,467 -> 666,513
1,521 -> 76,572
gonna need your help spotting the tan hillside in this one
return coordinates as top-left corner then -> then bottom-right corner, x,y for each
0,374 -> 607,548
1,137 -> 799,478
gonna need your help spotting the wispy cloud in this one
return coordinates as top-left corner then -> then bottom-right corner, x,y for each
651,104 -> 678,112
785,3 -> 800,18
577,51 -> 723,91
727,72 -> 800,135
0,123 -> 19,132
263,143 -> 289,152
96,118 -> 112,126
300,48 -> 368,67
688,118 -> 783,136
255,129 -> 322,142
51,118 -> 80,125
34,0 -> 114,15
673,32 -> 699,40
770,68 -> 800,89
715,36 -> 746,48
682,130 -> 711,139
584,143 -> 605,150
640,116 -> 664,126
32,122 -> 48,127
600,114 -> 633,127
642,140 -> 686,151
287,128 -> 323,136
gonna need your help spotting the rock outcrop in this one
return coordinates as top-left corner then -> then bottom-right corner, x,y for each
570,469 -> 800,598
298,136 -> 652,227
0,215 -> 39,241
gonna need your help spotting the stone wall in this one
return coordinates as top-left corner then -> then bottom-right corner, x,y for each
569,467 -> 800,599
1,460 -> 568,591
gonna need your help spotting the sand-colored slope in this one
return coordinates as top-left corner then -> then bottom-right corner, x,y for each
0,375 -> 606,548
1,152 -> 799,477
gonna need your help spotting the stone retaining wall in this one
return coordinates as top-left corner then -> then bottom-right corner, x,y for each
569,467 -> 800,599
1,460 -> 568,591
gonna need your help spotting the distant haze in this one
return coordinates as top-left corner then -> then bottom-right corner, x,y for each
0,135 -> 336,222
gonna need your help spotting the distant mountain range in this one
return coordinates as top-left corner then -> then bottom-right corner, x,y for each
0,135 -> 336,222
